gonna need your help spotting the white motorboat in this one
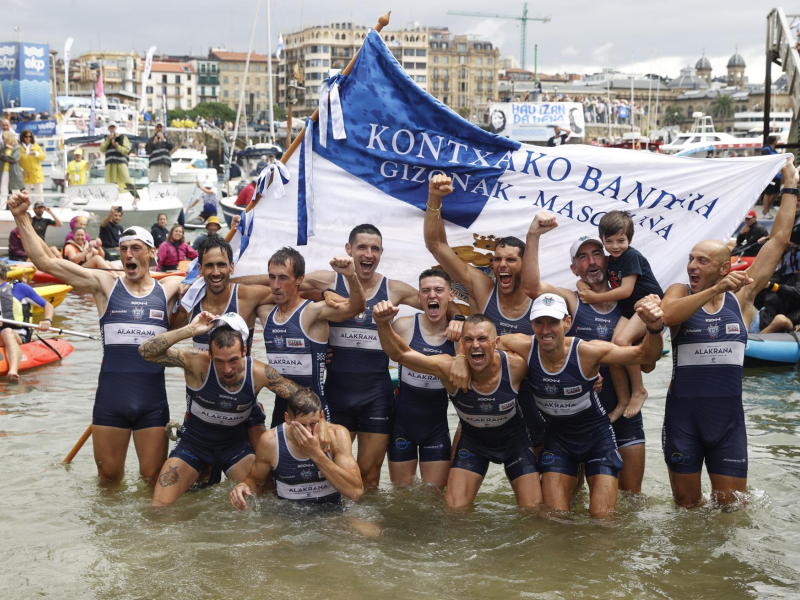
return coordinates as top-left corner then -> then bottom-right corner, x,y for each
661,113 -> 764,157
220,195 -> 243,228
169,148 -> 218,184
1,197 -> 91,253
64,183 -> 184,230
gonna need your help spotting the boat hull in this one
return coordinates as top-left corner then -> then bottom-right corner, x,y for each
744,332 -> 800,367
0,338 -> 75,377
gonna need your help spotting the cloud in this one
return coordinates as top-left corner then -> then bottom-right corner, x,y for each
592,43 -> 614,62
562,45 -> 579,57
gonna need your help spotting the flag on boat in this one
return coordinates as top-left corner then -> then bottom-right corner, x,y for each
231,29 -> 788,295
276,34 -> 285,60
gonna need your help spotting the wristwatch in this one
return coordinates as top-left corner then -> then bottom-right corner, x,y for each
452,314 -> 466,322
781,187 -> 800,197
646,322 -> 665,335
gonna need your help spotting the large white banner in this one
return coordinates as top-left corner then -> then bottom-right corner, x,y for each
489,102 -> 586,141
232,31 -> 786,306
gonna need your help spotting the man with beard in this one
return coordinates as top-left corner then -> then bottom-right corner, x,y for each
258,247 -> 366,427
424,175 -> 546,453
520,212 -> 646,492
8,191 -> 182,483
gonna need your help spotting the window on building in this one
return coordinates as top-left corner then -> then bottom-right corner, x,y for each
224,90 -> 229,97
201,63 -> 206,72
234,77 -> 239,84
433,81 -> 439,91
443,81 -> 450,91
443,56 -> 449,64
162,74 -> 167,83
146,86 -> 153,93
433,68 -> 439,78
416,75 -> 426,83
458,94 -> 466,107
234,90 -> 239,98
459,82 -> 468,92
176,75 -> 181,84
211,87 -> 216,96
433,56 -> 439,64
256,91 -> 260,98
200,86 -> 205,96
458,43 -> 467,52
212,64 -> 217,72
404,49 -> 415,56
223,76 -> 228,84
458,56 -> 467,65
187,87 -> 192,95
443,95 -> 449,104
488,58 -> 493,65
441,42 -> 448,50
477,83 -> 483,92
443,70 -> 449,79
477,58 -> 483,66
416,49 -> 426,57
459,68 -> 467,79
431,42 -> 438,50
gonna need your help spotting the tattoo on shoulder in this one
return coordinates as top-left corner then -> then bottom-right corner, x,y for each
158,465 -> 179,488
264,364 -> 299,399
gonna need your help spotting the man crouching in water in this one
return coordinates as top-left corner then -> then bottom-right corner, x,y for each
230,388 -> 364,507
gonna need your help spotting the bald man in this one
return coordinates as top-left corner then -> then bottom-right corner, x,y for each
660,159 -> 798,508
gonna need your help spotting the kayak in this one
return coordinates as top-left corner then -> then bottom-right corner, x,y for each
32,270 -> 185,285
744,332 -> 800,367
730,256 -> 755,272
31,285 -> 73,313
0,338 -> 75,378
4,266 -> 36,282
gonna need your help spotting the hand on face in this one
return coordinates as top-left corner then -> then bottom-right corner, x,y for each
287,419 -> 322,456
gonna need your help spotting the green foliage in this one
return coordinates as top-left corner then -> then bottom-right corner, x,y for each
662,105 -> 684,127
162,102 -> 237,125
710,94 -> 735,120
272,103 -> 287,121
458,107 -> 470,119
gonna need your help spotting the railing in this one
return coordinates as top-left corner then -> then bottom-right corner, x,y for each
765,9 -> 800,143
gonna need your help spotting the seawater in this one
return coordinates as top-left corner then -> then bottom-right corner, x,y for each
1,292 -> 799,599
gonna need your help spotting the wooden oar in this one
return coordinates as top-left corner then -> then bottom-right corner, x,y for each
0,318 -> 100,340
225,10 -> 392,244
62,424 -> 92,464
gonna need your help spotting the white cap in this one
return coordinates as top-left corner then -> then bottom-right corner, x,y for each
108,121 -> 118,128
530,293 -> 570,321
119,226 -> 155,248
210,312 -> 250,345
569,236 -> 604,260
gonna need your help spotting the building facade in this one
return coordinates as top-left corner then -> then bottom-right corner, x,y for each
277,22 -> 430,118
71,51 -> 141,99
212,50 -> 279,121
143,62 -> 197,114
427,29 -> 500,119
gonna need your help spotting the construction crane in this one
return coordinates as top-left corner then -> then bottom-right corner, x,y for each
447,3 -> 550,69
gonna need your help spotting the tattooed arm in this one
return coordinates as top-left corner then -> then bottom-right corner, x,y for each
253,360 -> 301,398
138,310 -> 217,378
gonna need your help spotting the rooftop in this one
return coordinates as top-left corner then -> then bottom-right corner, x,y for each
151,62 -> 195,74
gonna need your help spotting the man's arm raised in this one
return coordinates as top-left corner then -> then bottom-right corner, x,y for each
309,256 -> 367,323
743,159 -> 799,298
661,271 -> 752,328
373,299 -> 452,383
521,212 -> 577,313
7,192 -> 111,293
138,310 -> 215,378
423,175 -> 494,301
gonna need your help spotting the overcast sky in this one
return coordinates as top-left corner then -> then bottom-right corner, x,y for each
8,0 -> 776,84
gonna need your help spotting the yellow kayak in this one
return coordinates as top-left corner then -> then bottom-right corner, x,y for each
5,266 -> 36,282
31,284 -> 73,313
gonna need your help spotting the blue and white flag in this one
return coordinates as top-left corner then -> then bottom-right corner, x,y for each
276,34 -> 285,61
232,30 -> 788,295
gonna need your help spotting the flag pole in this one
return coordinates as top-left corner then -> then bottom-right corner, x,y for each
225,10 -> 392,243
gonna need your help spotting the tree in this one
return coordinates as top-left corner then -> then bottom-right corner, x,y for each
188,102 -> 237,123
710,94 -> 735,121
272,103 -> 287,121
458,107 -> 470,119
662,105 -> 684,127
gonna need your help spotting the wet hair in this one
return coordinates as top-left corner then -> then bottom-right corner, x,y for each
209,325 -> 245,354
287,387 -> 323,416
269,246 -> 305,278
419,268 -> 451,287
495,236 -> 525,259
464,313 -> 497,336
598,210 -> 635,242
198,234 -> 234,264
20,129 -> 34,142
348,223 -> 382,246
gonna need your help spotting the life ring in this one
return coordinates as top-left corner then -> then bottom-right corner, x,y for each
76,118 -> 86,132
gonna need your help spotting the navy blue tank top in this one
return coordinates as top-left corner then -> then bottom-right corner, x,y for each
671,288 -> 746,398
565,292 -> 623,413
182,356 -> 256,446
448,351 -> 523,443
397,314 -> 455,409
481,284 -> 533,336
528,336 -> 608,438
263,300 -> 327,402
191,284 -> 254,354
328,273 -> 389,373
273,423 -> 341,504
99,278 -> 169,399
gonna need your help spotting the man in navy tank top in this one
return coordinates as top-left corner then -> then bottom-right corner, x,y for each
301,224 -> 451,489
257,247 -> 366,428
386,269 -> 456,489
375,304 -> 541,510
230,387 -> 364,509
9,191 -> 183,484
423,175 -> 546,452
660,159 -> 798,508
138,311 -> 301,506
521,211 -> 647,493
473,293 -> 665,518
